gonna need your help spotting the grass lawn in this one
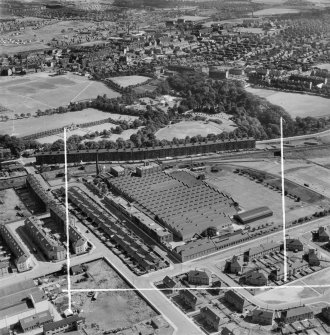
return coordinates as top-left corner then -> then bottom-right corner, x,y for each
155,120 -> 234,140
246,87 -> 330,118
0,109 -> 113,137
109,75 -> 150,88
0,72 -> 120,117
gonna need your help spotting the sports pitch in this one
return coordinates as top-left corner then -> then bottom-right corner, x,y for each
246,87 -> 330,118
0,72 -> 120,117
155,120 -> 236,140
109,75 -> 150,88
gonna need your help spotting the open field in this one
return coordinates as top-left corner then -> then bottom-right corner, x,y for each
109,75 -> 150,88
82,127 -> 143,143
0,109 -> 114,137
155,120 -> 235,140
71,259 -> 157,333
285,164 -> 330,199
251,8 -> 301,15
0,72 -> 120,117
315,63 -> 330,70
1,20 -> 94,54
246,87 -> 330,118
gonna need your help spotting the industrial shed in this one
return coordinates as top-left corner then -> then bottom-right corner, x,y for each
234,207 -> 273,224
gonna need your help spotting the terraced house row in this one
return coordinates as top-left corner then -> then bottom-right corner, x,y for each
24,216 -> 66,261
0,224 -> 32,272
26,174 -> 87,255
67,186 -> 166,271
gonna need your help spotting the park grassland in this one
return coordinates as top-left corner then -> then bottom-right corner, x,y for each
246,87 -> 330,118
0,72 -> 120,118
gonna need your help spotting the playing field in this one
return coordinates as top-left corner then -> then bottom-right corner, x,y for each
0,72 -> 120,117
252,8 -> 301,15
155,120 -> 235,140
0,109 -> 113,137
109,75 -> 150,88
246,87 -> 330,118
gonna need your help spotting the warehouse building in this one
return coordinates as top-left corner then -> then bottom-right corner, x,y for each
234,207 -> 273,224
0,280 -> 47,328
108,171 -> 236,241
20,311 -> 53,332
0,224 -> 31,272
43,315 -> 85,335
110,165 -> 125,177
25,217 -> 66,261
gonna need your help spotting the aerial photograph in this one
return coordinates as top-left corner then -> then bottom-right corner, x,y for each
0,0 -> 330,334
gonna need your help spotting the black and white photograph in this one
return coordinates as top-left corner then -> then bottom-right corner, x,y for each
1,0 -> 330,334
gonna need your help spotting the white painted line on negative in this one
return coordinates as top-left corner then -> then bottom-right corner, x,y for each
280,117 -> 288,282
63,284 -> 330,293
64,127 -> 72,311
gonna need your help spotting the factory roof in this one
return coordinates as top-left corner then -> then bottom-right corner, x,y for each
235,206 -> 273,223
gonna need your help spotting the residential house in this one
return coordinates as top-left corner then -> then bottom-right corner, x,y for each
307,249 -> 320,266
187,270 -> 210,286
244,270 -> 268,286
252,309 -> 274,325
244,242 -> 280,262
281,306 -> 313,323
286,239 -> 304,252
321,306 -> 330,324
224,290 -> 247,313
315,227 -> 329,242
179,289 -> 202,310
200,305 -> 222,331
269,260 -> 307,282
163,275 -> 181,293
230,255 -> 243,274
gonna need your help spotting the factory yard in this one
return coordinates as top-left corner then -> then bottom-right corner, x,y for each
155,120 -> 235,140
70,259 -> 158,334
0,72 -> 120,117
205,166 -> 318,226
109,75 -> 150,87
246,87 -> 330,118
